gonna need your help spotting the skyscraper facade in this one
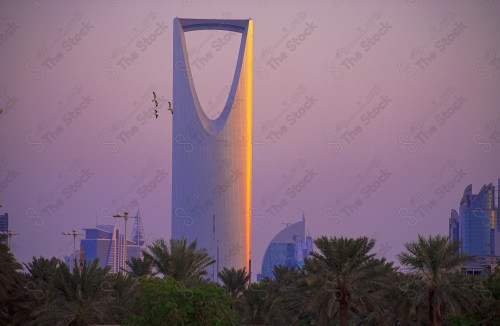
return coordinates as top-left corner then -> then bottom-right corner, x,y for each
79,223 -> 143,273
171,18 -> 253,273
450,180 -> 500,273
80,224 -> 121,273
257,214 -> 313,281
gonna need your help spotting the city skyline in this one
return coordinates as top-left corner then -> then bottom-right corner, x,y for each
1,1 -> 500,280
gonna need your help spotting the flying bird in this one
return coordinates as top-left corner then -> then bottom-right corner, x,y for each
0,108 -> 4,115
155,109 -> 159,119
152,92 -> 158,107
168,101 -> 173,115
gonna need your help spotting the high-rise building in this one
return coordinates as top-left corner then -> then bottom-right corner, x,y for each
79,222 -> 144,273
80,224 -> 121,273
171,18 -> 253,273
0,213 -> 8,246
257,214 -> 313,281
449,179 -> 500,273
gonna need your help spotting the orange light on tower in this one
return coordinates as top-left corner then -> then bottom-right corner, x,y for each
244,19 -> 253,271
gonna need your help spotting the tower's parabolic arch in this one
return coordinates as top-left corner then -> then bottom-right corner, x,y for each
172,18 -> 252,276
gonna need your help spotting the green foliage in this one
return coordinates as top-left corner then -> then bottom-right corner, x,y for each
9,258 -> 140,325
2,235 -> 500,326
445,270 -> 500,325
397,234 -> 472,274
397,235 -> 481,325
126,255 -> 156,278
447,314 -> 480,326
218,266 -> 250,298
0,242 -> 23,324
143,237 -> 215,285
23,256 -> 62,282
235,281 -> 273,325
0,242 -> 22,300
304,236 -> 394,326
235,266 -> 310,325
486,268 -> 500,300
126,276 -> 238,326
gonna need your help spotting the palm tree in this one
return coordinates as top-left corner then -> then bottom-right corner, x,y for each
49,259 -> 112,324
126,256 -> 155,278
397,234 -> 479,325
12,258 -> 140,326
304,236 -> 394,326
143,237 -> 215,285
0,242 -> 22,323
218,266 -> 250,298
235,280 -> 275,325
235,271 -> 309,326
272,264 -> 299,282
0,242 -> 22,302
8,257 -> 64,325
9,259 -> 110,325
385,271 -> 427,325
101,272 -> 141,324
271,265 -> 309,325
24,256 -> 62,282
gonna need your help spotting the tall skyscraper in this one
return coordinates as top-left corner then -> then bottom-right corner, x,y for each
257,214 -> 313,281
0,213 -> 8,246
449,179 -> 500,273
171,18 -> 253,273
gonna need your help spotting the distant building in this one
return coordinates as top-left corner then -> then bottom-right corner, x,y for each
79,210 -> 145,273
0,213 -> 8,245
131,209 -> 145,246
450,179 -> 500,274
257,214 -> 313,281
80,224 -> 121,273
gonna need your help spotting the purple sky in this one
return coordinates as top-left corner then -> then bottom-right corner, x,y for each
1,0 -> 499,280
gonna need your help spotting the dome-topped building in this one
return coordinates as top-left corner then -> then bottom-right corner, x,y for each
257,213 -> 313,281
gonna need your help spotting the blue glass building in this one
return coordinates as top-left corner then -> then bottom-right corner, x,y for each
80,224 -> 121,272
257,214 -> 313,281
79,219 -> 144,273
450,180 -> 500,273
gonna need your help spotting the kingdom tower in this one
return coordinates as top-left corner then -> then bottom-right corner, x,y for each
171,18 -> 253,276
